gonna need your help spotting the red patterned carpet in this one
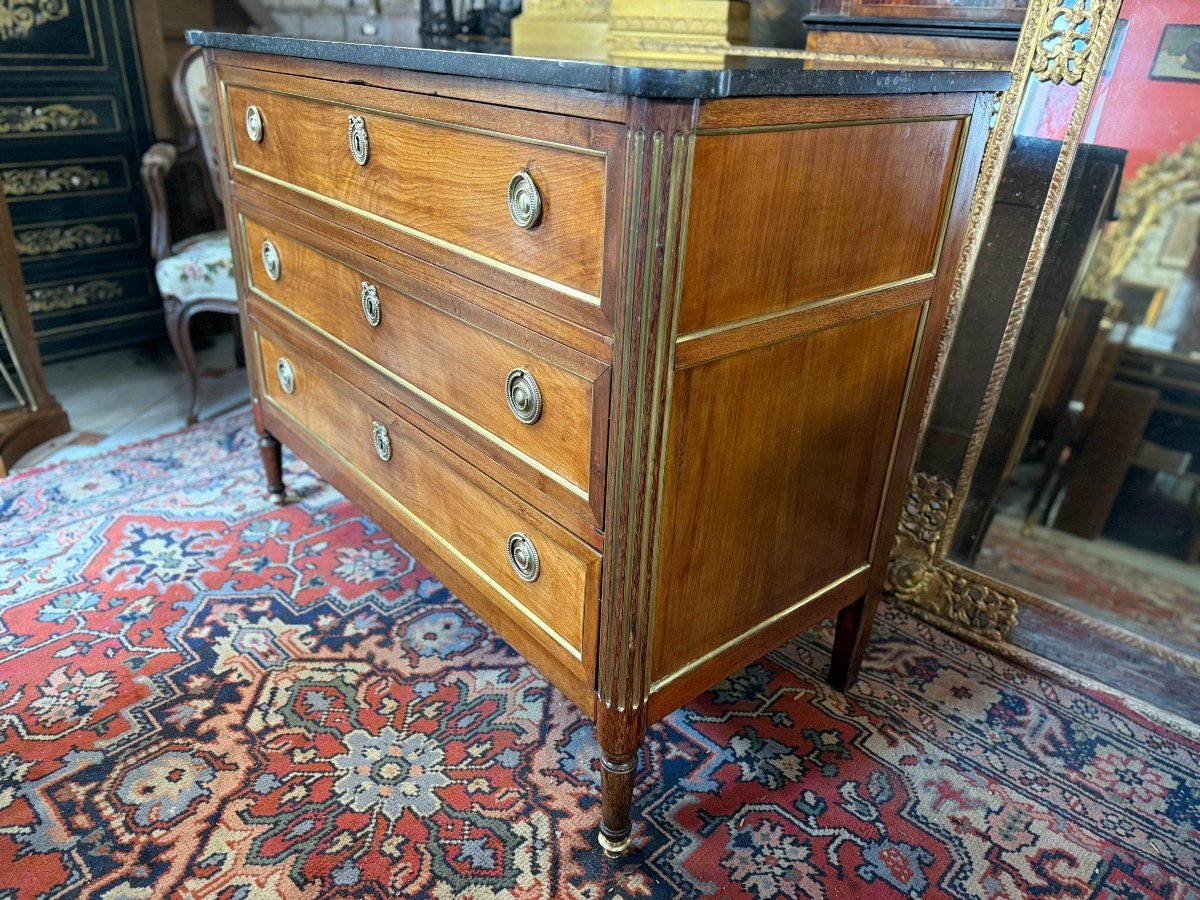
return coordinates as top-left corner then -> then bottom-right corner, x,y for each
979,519 -> 1200,659
1,413 -> 1197,898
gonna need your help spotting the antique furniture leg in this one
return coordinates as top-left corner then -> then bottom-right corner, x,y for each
595,701 -> 646,857
829,593 -> 879,692
163,295 -> 204,425
258,431 -> 285,503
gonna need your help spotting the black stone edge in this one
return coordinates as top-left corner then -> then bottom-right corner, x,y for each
186,30 -> 1011,99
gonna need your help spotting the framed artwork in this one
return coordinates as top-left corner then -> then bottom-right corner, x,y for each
1149,24 -> 1200,83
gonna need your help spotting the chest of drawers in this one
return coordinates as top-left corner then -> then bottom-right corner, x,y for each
193,30 -> 1005,855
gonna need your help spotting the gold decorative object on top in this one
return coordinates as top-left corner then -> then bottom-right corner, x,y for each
0,102 -> 98,135
2,164 -> 110,197
511,0 -> 611,63
0,0 -> 70,41
1084,135 -> 1200,300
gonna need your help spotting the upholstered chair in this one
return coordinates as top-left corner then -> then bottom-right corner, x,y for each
141,46 -> 239,425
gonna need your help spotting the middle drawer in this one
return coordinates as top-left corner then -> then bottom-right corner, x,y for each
239,208 -> 610,528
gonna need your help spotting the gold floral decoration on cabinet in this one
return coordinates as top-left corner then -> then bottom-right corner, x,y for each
0,0 -> 69,40
15,223 -> 122,257
2,164 -> 110,198
25,278 -> 123,314
0,103 -> 99,135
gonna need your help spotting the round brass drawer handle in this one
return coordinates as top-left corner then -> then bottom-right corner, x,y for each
507,532 -> 540,582
505,368 -> 541,425
348,114 -> 369,166
361,281 -> 380,327
276,357 -> 295,394
246,104 -> 263,142
507,171 -> 542,229
372,420 -> 391,462
261,239 -> 281,281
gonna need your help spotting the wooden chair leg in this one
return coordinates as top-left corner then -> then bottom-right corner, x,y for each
829,593 -> 879,692
258,430 -> 285,504
163,295 -> 203,426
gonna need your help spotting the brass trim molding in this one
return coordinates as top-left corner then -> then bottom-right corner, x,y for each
890,0 -> 1126,642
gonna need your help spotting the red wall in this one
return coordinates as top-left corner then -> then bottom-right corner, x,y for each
1091,0 -> 1200,173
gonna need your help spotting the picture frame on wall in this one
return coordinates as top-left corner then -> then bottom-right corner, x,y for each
1149,23 -> 1200,83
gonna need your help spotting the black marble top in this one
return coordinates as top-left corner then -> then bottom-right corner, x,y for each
186,30 -> 1010,100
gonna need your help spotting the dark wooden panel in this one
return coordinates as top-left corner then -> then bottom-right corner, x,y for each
651,302 -> 924,684
679,114 -> 962,335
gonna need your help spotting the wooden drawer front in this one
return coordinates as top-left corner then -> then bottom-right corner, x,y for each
240,211 -> 607,513
254,326 -> 600,666
219,67 -> 609,306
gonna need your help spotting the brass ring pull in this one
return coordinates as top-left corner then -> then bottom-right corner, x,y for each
361,281 -> 380,327
372,420 -> 391,461
507,532 -> 540,582
246,104 -> 263,142
261,239 -> 280,281
348,115 -> 369,166
276,357 -> 295,394
507,171 -> 542,229
505,368 -> 541,425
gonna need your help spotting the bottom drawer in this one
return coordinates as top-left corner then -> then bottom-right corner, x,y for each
252,322 -> 600,693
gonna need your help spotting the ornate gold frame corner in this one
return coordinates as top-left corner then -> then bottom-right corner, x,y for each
889,0 -> 1126,642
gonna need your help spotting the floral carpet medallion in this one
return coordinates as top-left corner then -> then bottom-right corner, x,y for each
0,414 -> 1197,898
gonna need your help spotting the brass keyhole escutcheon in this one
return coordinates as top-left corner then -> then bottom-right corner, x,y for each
361,281 -> 380,327
372,420 -> 391,461
348,115 -> 369,166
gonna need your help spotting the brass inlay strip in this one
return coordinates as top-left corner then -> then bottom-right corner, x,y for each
650,564 -> 871,696
249,285 -> 590,502
263,392 -> 585,661
929,116 -> 973,275
675,272 -> 935,364
235,166 -> 602,307
225,79 -> 609,158
867,300 -> 930,563
599,128 -> 644,708
695,113 -> 965,137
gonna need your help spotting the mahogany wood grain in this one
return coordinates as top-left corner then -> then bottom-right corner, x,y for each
695,91 -> 977,130
679,115 -> 964,334
254,323 -> 602,679
239,211 -> 610,522
651,303 -> 924,683
218,64 -> 615,304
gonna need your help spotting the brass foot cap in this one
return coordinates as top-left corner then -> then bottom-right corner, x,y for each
598,831 -> 631,858
269,492 -> 286,505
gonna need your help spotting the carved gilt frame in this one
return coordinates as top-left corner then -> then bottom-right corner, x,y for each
884,0 -> 1128,642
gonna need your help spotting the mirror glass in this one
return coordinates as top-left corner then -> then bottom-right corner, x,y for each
943,5 -> 1200,721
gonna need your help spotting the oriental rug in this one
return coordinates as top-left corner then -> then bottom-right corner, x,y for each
1,413 -> 1197,898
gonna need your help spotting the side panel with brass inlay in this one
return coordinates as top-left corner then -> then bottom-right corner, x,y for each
253,322 -> 602,702
680,109 -> 965,336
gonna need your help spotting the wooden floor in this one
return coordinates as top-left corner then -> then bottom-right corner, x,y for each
9,333 -> 250,473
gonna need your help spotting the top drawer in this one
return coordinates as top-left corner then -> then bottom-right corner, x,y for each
215,63 -> 618,314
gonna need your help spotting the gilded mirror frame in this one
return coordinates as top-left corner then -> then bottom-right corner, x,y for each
885,0 -> 1130,643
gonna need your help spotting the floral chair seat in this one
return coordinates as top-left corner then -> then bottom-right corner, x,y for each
154,230 -> 236,303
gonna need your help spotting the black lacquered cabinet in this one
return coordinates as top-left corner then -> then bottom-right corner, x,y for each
0,0 -> 162,362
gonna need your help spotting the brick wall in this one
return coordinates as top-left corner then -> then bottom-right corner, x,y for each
261,0 -> 421,45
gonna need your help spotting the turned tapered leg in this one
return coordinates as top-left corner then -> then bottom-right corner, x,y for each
258,431 -> 286,504
829,593 -> 879,692
595,701 -> 646,858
